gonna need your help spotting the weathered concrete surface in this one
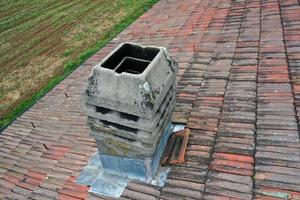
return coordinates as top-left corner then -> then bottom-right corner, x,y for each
84,43 -> 178,159
88,95 -> 175,142
91,113 -> 173,158
84,42 -> 178,119
85,84 -> 176,131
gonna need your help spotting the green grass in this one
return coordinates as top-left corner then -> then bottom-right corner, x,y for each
0,0 -> 158,130
63,48 -> 74,57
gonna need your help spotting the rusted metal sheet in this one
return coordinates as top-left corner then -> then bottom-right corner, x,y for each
161,128 -> 190,165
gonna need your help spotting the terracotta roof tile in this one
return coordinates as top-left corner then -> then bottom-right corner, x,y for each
1,0 -> 300,199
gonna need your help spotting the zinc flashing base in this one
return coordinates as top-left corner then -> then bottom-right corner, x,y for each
76,123 -> 185,198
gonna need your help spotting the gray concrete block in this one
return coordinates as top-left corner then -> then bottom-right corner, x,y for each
83,42 -> 178,160
85,84 -> 176,131
92,113 -> 173,158
84,42 -> 178,119
89,97 -> 175,144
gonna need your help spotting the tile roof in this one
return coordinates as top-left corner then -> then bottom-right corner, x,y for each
1,0 -> 300,199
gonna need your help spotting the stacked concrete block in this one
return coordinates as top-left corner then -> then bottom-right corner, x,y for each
84,42 -> 178,159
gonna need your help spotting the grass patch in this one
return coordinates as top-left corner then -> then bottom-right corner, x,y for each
0,0 -> 158,130
63,48 -> 74,57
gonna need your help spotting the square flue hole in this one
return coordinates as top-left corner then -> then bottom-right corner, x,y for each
115,57 -> 150,74
101,43 -> 159,74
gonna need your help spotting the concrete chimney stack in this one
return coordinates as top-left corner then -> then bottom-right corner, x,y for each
80,43 -> 178,194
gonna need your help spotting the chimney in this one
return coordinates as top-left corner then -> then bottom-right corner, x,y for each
79,42 -> 178,197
